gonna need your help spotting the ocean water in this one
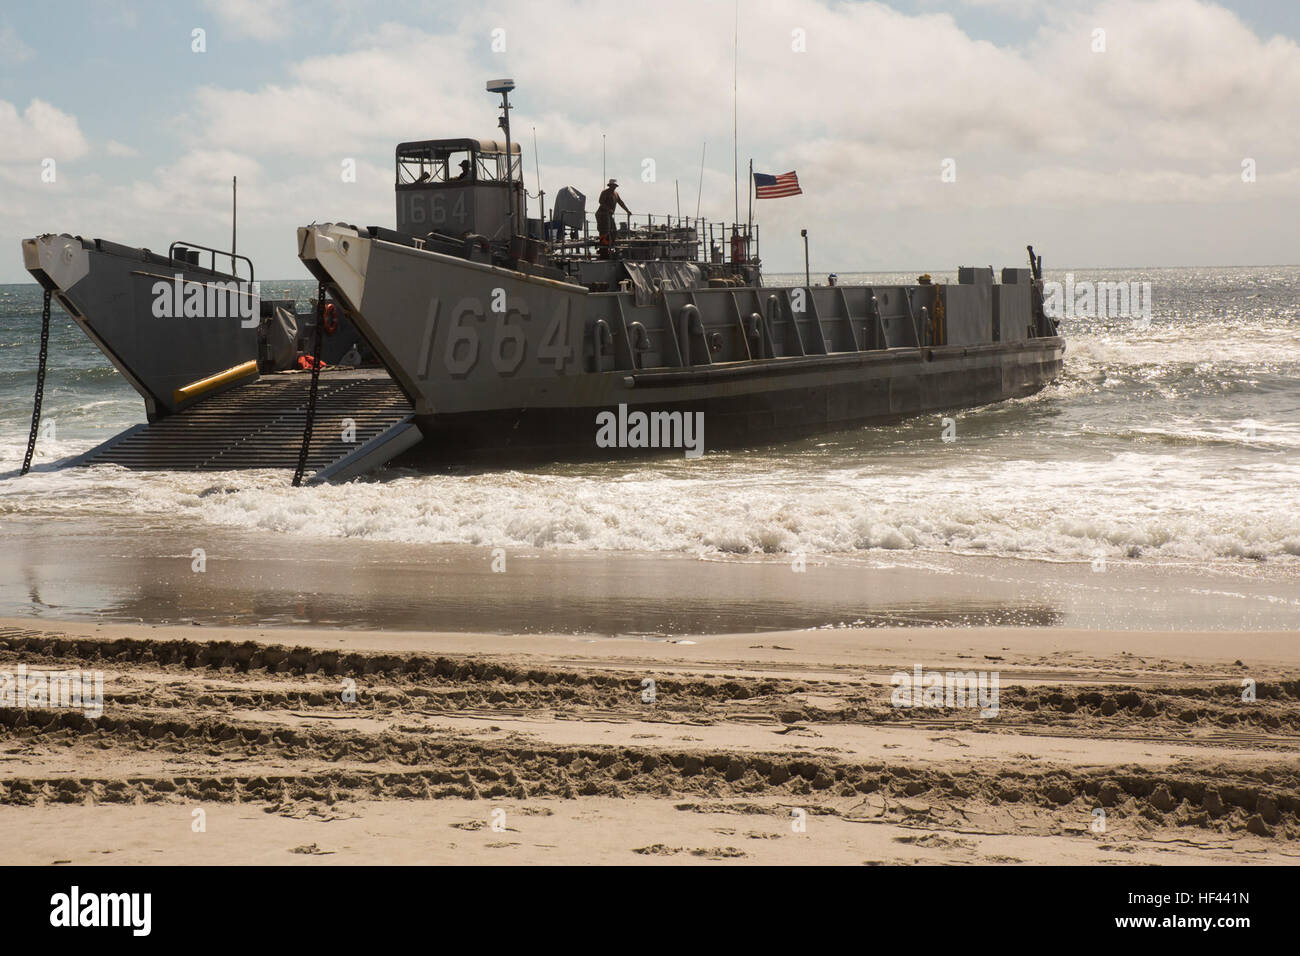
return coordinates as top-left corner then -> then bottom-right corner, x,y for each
2,267 -> 1298,582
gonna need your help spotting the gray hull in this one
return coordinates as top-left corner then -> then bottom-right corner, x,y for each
22,235 -> 259,420
299,224 -> 1063,463
402,340 -> 1063,463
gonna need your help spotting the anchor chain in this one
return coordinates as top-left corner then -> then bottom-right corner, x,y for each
20,288 -> 52,476
292,281 -> 328,486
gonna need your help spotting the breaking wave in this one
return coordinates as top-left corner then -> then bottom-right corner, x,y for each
4,449 -> 1298,570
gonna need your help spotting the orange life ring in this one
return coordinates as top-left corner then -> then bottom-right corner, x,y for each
322,302 -> 339,335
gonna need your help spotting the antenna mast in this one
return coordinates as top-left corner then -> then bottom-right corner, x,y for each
732,0 -> 739,228
532,125 -> 544,228
487,78 -> 517,239
696,141 -> 706,219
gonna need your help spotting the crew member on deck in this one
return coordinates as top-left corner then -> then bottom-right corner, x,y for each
452,159 -> 472,182
596,179 -> 630,257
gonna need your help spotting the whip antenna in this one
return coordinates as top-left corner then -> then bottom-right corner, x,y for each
732,0 -> 739,227
696,141 -> 706,220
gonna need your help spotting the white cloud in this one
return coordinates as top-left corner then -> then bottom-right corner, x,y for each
0,24 -> 34,62
956,0 -> 1045,15
200,0 -> 293,41
105,140 -> 138,157
5,0 -> 1299,278
180,1 -> 1300,200
0,99 -> 89,163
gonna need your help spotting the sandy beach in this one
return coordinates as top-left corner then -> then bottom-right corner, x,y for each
2,616 -> 1296,865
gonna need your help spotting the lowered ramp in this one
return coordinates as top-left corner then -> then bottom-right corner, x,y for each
77,371 -> 421,483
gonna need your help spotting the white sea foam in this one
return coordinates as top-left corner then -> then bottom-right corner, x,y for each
6,445 -> 1296,570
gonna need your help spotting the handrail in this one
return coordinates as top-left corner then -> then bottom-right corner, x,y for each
168,240 -> 255,284
548,213 -> 759,266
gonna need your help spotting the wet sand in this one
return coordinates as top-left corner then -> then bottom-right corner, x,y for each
3,515 -> 1299,633
1,616 -> 1296,865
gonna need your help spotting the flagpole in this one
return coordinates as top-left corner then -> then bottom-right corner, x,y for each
746,159 -> 752,260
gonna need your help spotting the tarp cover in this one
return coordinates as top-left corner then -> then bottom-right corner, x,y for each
622,261 -> 705,306
551,186 -> 586,231
265,306 -> 299,371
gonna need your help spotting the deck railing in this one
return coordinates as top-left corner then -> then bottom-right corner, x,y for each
542,212 -> 760,266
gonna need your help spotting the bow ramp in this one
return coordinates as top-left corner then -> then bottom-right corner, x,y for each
77,370 -> 421,483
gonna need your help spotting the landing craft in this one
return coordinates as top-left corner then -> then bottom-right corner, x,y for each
19,79 -> 1063,483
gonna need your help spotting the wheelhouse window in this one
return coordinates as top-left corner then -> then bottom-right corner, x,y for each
396,141 -> 521,187
446,150 -> 473,183
397,149 -> 447,185
476,152 -> 521,182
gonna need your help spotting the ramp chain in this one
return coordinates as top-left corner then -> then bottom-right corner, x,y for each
292,281 -> 328,486
20,288 -> 52,476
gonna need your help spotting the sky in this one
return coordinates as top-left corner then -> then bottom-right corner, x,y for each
1,0 -> 1298,281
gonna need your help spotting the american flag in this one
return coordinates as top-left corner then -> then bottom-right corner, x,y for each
754,170 -> 802,199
